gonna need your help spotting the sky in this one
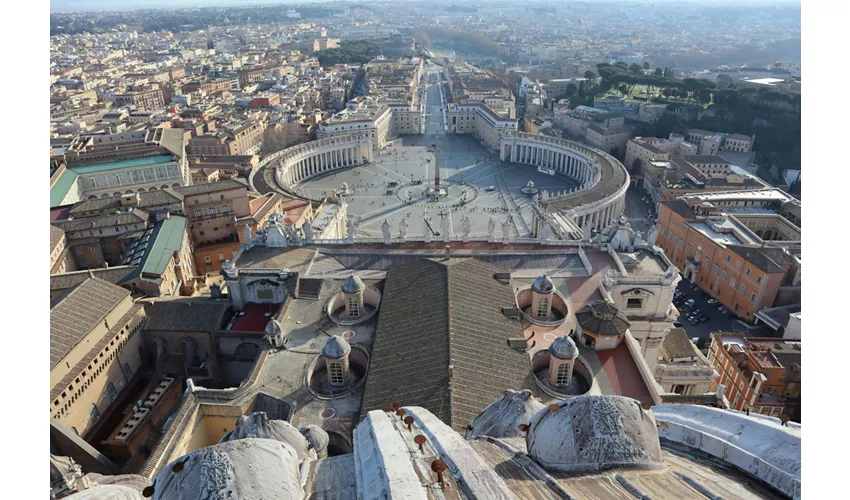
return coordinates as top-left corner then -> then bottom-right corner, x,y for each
50,0 -> 801,14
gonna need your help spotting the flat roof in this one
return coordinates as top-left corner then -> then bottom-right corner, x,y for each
69,155 -> 175,175
689,222 -> 743,246
228,302 -> 282,332
50,169 -> 79,207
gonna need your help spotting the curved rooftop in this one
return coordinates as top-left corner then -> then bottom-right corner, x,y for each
467,389 -> 546,439
576,300 -> 630,335
264,319 -> 283,336
322,335 -> 352,359
526,395 -> 663,473
550,335 -> 579,360
219,413 -> 314,461
341,274 -> 366,294
531,274 -> 555,294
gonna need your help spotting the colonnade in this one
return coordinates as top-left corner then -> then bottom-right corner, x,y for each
499,132 -> 629,233
275,134 -> 373,190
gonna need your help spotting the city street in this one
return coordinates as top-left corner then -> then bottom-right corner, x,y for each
673,278 -> 758,343
623,184 -> 655,233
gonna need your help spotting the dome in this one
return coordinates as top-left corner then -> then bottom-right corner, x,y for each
301,425 -> 329,455
219,413 -> 313,461
265,319 -> 283,336
66,485 -> 146,499
531,274 -> 555,294
526,395 -> 663,474
151,438 -> 304,500
467,389 -> 546,439
322,335 -> 351,359
341,274 -> 365,294
550,335 -> 578,360
575,301 -> 630,335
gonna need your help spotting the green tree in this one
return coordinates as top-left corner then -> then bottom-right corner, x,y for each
629,63 -> 642,74
654,67 -> 663,76
584,70 -> 597,80
565,82 -> 578,97
643,61 -> 650,70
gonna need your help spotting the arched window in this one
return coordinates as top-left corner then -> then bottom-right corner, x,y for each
89,404 -> 100,426
329,362 -> 344,386
555,363 -> 572,386
122,363 -> 133,383
673,384 -> 686,394
107,382 -> 118,402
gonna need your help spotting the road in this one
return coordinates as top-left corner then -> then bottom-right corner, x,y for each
623,184 -> 655,233
673,278 -> 768,343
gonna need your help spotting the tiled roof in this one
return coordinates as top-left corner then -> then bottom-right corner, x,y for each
661,328 -> 698,360
52,209 -> 150,233
144,299 -> 232,332
360,258 -> 531,432
174,178 -> 248,196
575,301 -> 630,335
51,225 -> 65,254
50,266 -> 137,292
50,278 -> 130,369
726,245 -> 793,274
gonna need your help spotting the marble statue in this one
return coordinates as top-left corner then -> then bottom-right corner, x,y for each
647,224 -> 659,247
501,219 -> 512,244
381,219 -> 391,244
462,217 -> 471,243
441,214 -> 451,243
291,227 -> 302,246
632,231 -> 643,248
581,218 -> 592,242
487,218 -> 496,243
399,218 -> 409,240
345,218 -> 355,243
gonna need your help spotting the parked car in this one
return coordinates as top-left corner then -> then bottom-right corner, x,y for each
707,298 -> 718,306
700,315 -> 710,324
718,306 -> 728,314
689,316 -> 700,326
684,299 -> 696,308
692,309 -> 703,316
691,337 -> 700,344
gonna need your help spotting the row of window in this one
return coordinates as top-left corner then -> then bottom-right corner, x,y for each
193,205 -> 230,218
51,319 -> 142,419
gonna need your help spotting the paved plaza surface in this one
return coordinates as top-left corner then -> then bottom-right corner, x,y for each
292,80 -> 579,238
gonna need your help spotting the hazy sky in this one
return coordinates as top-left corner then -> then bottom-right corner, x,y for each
50,0 -> 801,14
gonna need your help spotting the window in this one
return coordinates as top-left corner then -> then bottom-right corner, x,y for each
122,363 -> 133,383
729,277 -> 736,287
712,264 -> 719,275
627,298 -> 643,309
194,209 -> 202,217
220,195 -> 225,201
726,254 -> 731,262
199,231 -> 205,236
76,248 -> 83,255
686,244 -> 692,255
89,404 -> 100,425
204,256 -> 211,263
209,207 -> 216,216
757,276 -> 762,284
703,257 -> 709,267
751,292 -> 757,302
107,382 -> 118,402
218,253 -> 225,261
329,362 -> 344,386
556,363 -> 572,386
347,298 -> 360,317
736,261 -> 741,269
720,270 -> 727,280
221,205 -> 230,214
739,284 -> 746,295
537,298 -> 550,318
745,268 -> 751,276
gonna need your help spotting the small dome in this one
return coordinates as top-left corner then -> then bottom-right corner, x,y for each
531,274 -> 555,294
467,389 -> 546,439
322,335 -> 351,359
550,335 -> 578,360
575,301 -> 631,335
341,274 -> 365,294
265,319 -> 283,336
301,425 -> 329,455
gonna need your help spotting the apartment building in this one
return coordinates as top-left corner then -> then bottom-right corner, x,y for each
707,333 -> 800,419
187,120 -> 264,156
656,198 -> 799,321
624,136 -> 697,174
50,278 -> 147,439
113,89 -> 165,111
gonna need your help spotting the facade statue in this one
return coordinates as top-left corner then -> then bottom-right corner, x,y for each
243,224 -> 252,245
462,217 -> 471,243
632,231 -> 643,248
581,217 -> 592,242
487,218 -> 496,242
441,214 -> 451,243
303,222 -> 313,242
501,219 -> 512,244
346,218 -> 355,242
647,224 -> 659,247
291,227 -> 302,246
399,218 -> 409,240
381,219 -> 391,244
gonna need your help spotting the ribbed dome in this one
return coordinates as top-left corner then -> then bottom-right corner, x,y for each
322,335 -> 351,359
531,274 -> 555,294
341,275 -> 365,294
527,395 -> 663,474
265,319 -> 283,336
575,301 -> 630,335
550,335 -> 578,360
